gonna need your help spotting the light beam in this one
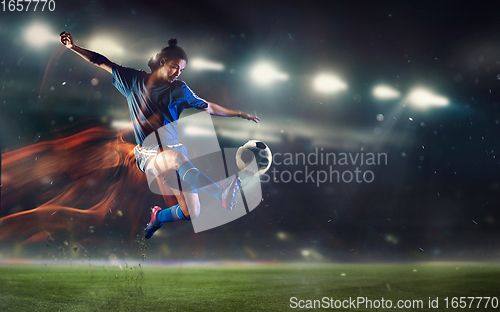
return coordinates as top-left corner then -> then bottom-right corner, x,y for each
406,88 -> 449,108
373,85 -> 401,99
88,37 -> 124,56
24,23 -> 58,48
250,62 -> 289,86
191,58 -> 224,71
313,74 -> 347,94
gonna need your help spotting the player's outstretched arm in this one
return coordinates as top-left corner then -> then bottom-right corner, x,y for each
200,102 -> 260,123
60,31 -> 115,74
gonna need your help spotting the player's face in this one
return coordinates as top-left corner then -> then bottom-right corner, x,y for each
159,58 -> 187,83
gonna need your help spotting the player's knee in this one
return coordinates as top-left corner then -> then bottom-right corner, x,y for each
178,198 -> 200,220
184,201 -> 200,219
173,151 -> 188,169
156,150 -> 186,172
190,202 -> 201,219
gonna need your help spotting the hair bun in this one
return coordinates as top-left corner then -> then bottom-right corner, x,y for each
168,38 -> 178,46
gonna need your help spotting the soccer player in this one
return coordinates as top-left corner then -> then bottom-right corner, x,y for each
60,32 -> 260,239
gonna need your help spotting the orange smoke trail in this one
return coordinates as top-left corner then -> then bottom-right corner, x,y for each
0,127 -> 177,244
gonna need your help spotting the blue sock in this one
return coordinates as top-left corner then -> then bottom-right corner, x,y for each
177,161 -> 221,200
157,204 -> 189,222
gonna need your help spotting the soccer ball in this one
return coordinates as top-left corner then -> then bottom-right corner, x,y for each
236,140 -> 272,176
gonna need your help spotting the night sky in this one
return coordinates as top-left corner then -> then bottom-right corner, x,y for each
1,0 -> 499,262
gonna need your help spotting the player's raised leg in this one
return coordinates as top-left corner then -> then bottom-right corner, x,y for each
155,149 -> 241,210
145,191 -> 200,239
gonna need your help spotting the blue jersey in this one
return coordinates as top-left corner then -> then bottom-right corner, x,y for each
112,65 -> 208,146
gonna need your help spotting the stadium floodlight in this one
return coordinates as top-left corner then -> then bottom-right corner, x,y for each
313,74 -> 347,94
373,85 -> 401,100
24,23 -> 58,48
406,88 -> 449,108
88,37 -> 124,56
250,62 -> 289,86
301,249 -> 310,257
149,51 -> 159,60
191,58 -> 224,71
111,120 -> 133,130
184,125 -> 214,137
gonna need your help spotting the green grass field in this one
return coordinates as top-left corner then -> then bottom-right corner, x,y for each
1,262 -> 499,311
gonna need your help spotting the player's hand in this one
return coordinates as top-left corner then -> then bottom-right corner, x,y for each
239,111 -> 260,123
60,31 -> 75,49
